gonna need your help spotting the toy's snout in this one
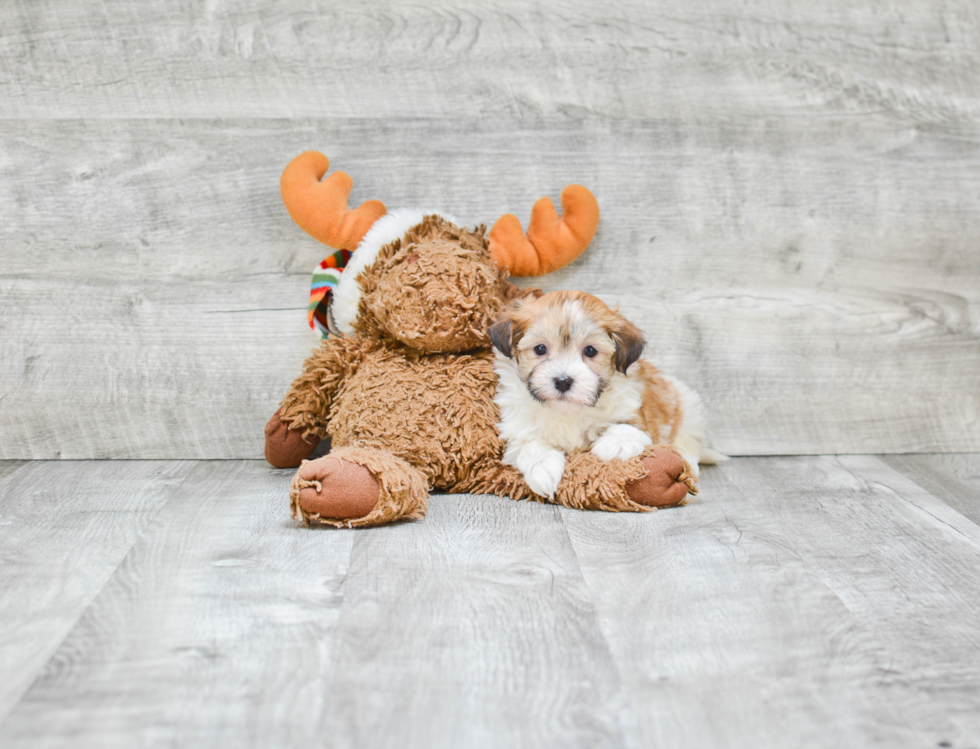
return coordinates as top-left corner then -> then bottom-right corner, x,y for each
365,238 -> 505,354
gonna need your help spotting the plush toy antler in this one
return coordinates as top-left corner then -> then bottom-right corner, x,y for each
488,185 -> 600,277
280,151 -> 387,250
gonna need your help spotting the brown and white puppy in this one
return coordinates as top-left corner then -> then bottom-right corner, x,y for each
489,290 -> 716,499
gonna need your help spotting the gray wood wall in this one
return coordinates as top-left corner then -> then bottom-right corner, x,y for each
2,0 -> 978,459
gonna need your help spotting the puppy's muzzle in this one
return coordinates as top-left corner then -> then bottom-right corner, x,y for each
554,376 -> 574,393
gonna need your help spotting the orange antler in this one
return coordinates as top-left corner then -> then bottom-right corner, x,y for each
488,185 -> 599,277
280,151 -> 387,250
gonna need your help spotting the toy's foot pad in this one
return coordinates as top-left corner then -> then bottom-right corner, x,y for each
292,456 -> 380,522
289,447 -> 429,528
265,410 -> 320,468
626,449 -> 699,508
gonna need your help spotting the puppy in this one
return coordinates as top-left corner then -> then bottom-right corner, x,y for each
489,290 -> 718,499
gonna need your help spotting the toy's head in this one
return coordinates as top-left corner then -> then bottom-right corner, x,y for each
280,152 -> 600,354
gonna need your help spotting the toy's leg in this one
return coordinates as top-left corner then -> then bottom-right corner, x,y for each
555,446 -> 698,512
289,446 -> 429,528
455,446 -> 696,513
452,457 -> 538,502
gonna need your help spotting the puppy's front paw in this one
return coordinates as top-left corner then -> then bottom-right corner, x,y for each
591,424 -> 653,462
523,451 -> 566,499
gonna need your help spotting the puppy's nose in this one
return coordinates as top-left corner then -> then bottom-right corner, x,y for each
554,376 -> 574,393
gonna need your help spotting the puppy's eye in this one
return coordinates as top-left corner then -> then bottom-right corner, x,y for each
533,344 -> 547,356
583,345 -> 597,358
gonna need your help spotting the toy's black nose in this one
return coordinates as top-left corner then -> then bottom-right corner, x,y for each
554,376 -> 574,393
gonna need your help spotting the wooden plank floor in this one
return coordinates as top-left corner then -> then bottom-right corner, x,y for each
1,456 -> 978,748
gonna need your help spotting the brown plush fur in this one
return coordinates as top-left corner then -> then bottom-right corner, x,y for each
270,215 -> 696,527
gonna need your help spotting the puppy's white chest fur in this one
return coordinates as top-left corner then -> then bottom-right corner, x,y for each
494,355 -> 644,455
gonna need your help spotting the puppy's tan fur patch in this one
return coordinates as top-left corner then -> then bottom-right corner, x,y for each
635,359 -> 684,444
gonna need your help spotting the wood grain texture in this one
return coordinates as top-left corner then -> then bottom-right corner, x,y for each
1,1 -> 978,122
881,453 -> 980,526
2,117 -> 979,458
0,470 -> 632,749
561,462 -> 940,748
2,0 -> 979,458
0,460 -> 193,722
0,460 -> 356,748
722,456 -> 980,743
0,460 -> 28,483
314,494 -> 633,749
4,457 -> 980,747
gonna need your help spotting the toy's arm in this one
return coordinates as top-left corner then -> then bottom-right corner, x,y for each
264,334 -> 366,468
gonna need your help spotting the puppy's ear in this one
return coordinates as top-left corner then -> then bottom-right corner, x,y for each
611,319 -> 645,374
489,313 -> 516,357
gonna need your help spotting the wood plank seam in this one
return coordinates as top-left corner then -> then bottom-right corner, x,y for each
0,461 -> 202,728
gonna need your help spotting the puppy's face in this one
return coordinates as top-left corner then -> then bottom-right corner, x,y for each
489,290 -> 645,413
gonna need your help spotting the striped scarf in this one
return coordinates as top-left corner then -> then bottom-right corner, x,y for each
308,249 -> 351,337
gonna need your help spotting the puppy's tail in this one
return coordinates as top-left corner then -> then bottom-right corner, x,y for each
698,447 -> 729,465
